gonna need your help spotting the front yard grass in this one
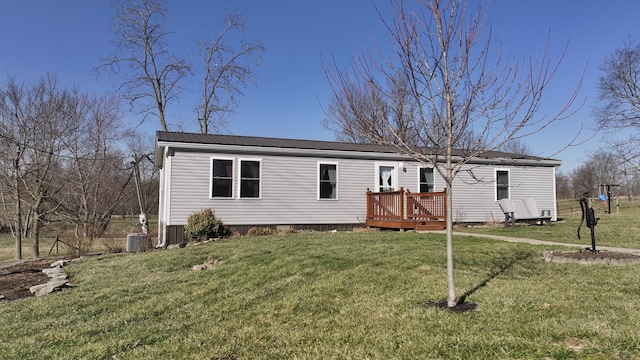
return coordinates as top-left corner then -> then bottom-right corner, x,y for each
460,198 -> 640,249
2,231 -> 639,359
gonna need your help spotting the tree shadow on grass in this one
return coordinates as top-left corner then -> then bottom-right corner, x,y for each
424,249 -> 535,313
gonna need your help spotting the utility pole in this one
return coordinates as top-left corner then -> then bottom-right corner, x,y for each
131,154 -> 148,235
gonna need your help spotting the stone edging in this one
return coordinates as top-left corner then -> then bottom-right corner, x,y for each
543,250 -> 640,265
29,259 -> 73,297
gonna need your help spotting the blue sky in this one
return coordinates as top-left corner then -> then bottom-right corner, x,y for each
1,1 -> 639,173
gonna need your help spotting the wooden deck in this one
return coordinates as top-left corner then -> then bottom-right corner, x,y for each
365,188 -> 446,230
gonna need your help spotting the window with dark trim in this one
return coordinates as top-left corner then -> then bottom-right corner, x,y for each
211,159 -> 233,197
240,160 -> 261,198
319,163 -> 337,199
496,170 -> 509,200
419,167 -> 434,192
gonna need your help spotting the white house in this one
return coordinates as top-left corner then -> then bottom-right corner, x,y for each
154,131 -> 560,245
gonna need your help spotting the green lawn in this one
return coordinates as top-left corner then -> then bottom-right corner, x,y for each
2,231 -> 640,359
460,198 -> 640,249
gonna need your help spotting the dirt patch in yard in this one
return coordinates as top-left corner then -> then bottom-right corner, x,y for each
0,258 -> 74,302
544,250 -> 640,265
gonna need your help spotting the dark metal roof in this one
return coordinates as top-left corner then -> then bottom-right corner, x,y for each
156,131 -> 398,153
156,131 -> 558,162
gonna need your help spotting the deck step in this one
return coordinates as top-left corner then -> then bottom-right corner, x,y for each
415,222 -> 446,231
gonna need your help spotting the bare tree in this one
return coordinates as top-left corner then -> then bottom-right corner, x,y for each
99,0 -> 191,131
20,77 -> 81,258
123,133 -> 159,218
56,94 -> 132,255
595,39 -> 640,131
0,76 -> 31,259
591,151 -> 620,187
622,169 -> 640,199
499,139 -> 533,156
197,13 -> 264,134
0,75 -> 81,258
570,162 -> 599,199
100,1 -> 263,134
594,39 -> 640,170
324,0 -> 581,308
324,67 -> 422,144
0,74 -> 139,258
555,172 -> 572,199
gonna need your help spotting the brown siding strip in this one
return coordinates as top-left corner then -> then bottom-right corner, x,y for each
164,224 -> 365,244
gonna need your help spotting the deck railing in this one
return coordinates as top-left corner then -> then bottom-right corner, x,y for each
406,190 -> 446,222
366,187 -> 446,229
366,188 -> 406,223
366,189 -> 405,228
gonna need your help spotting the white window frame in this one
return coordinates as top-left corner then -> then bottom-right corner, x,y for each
495,168 -> 510,200
375,163 -> 398,192
417,166 -> 436,193
238,158 -> 262,199
210,157 -> 235,199
318,162 -> 339,200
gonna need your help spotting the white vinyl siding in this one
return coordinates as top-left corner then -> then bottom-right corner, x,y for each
162,148 -> 559,226
449,165 -> 557,223
166,151 -> 371,225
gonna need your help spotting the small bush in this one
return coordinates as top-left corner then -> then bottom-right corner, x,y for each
184,209 -> 230,241
62,236 -> 94,257
101,238 -> 126,253
246,227 -> 279,236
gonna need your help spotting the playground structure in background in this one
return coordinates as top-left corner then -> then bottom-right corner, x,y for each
597,184 -> 620,214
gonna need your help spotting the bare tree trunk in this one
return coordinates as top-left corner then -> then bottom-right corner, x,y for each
14,165 -> 22,260
32,212 -> 40,258
30,195 -> 45,258
445,165 -> 456,307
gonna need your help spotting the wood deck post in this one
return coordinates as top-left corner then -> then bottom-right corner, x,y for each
399,187 -> 405,228
366,188 -> 372,222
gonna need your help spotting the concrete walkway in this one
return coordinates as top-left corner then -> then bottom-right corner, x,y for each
427,230 -> 640,255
